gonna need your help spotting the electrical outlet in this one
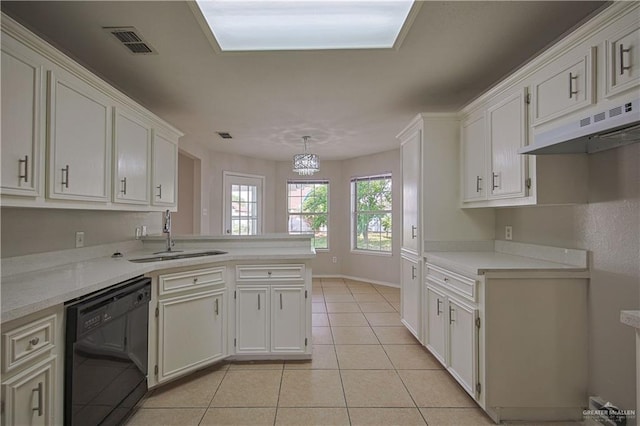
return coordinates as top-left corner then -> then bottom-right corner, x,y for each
135,227 -> 142,239
332,256 -> 337,264
505,226 -> 513,241
75,231 -> 85,248
141,225 -> 147,236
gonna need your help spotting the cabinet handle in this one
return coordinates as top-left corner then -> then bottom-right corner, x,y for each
568,72 -> 578,99
280,293 -> 283,310
411,225 -> 417,239
120,177 -> 127,195
32,382 -> 43,417
258,294 -> 261,310
193,277 -> 198,284
476,176 -> 482,193
443,277 -> 449,283
491,172 -> 499,190
29,337 -> 40,347
449,306 -> 455,324
215,298 -> 219,316
620,43 -> 631,75
267,271 -> 272,278
436,298 -> 442,316
61,165 -> 70,188
411,265 -> 417,280
19,155 -> 29,183
156,184 -> 162,199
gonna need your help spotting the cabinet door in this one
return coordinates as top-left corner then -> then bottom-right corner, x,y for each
210,290 -> 227,360
605,22 -> 640,97
425,285 -> 447,366
271,286 -> 306,353
151,132 -> 177,206
461,114 -> 487,202
48,71 -> 111,202
447,298 -> 478,398
531,48 -> 595,126
487,88 -> 527,199
401,128 -> 421,254
400,256 -> 421,341
113,108 -> 150,204
1,40 -> 44,197
158,290 -> 224,383
2,357 -> 55,426
235,287 -> 269,354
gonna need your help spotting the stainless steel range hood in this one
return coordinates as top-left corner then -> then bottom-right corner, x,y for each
520,98 -> 640,155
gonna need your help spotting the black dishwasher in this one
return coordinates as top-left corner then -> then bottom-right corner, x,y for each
65,276 -> 151,426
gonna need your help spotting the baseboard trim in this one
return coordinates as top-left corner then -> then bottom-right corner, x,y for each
313,274 -> 400,289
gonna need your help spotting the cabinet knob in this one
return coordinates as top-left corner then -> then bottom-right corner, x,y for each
29,337 -> 40,347
193,277 -> 198,284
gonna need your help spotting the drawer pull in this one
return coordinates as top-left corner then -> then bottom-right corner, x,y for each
120,177 -> 127,195
29,337 -> 40,347
61,165 -> 70,188
280,293 -> 283,310
411,225 -> 417,239
411,265 -> 417,280
620,43 -> 631,75
258,294 -> 261,310
156,184 -> 162,199
32,382 -> 43,416
215,298 -> 219,316
476,176 -> 482,193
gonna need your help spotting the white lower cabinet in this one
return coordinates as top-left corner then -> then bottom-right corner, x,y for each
400,254 -> 421,342
2,357 -> 55,426
154,267 -> 227,384
234,264 -> 310,357
235,286 -> 270,354
1,307 -> 63,426
425,281 -> 478,399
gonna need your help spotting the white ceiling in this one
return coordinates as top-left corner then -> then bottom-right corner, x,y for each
2,1 -> 606,161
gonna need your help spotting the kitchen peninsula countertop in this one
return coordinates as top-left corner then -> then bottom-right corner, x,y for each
424,240 -> 589,277
1,234 -> 315,323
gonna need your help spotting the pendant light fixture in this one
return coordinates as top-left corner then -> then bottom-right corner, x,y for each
293,136 -> 320,176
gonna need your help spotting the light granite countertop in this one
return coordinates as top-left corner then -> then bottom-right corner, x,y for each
621,311 -> 640,330
1,235 -> 315,323
424,240 -> 589,277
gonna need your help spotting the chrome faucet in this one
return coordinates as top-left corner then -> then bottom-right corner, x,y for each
162,209 -> 174,252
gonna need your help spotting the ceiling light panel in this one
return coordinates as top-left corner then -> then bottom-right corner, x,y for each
195,0 -> 414,51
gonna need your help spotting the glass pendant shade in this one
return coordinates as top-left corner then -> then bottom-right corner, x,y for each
293,137 -> 320,175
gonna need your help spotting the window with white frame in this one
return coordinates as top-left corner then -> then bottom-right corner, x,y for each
287,180 -> 329,250
351,174 -> 392,253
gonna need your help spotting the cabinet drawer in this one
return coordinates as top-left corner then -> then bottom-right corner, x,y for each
425,264 -> 477,302
159,267 -> 225,296
236,264 -> 305,283
2,314 -> 56,374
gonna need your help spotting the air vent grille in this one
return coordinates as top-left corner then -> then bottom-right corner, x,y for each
594,112 -> 606,123
580,117 -> 591,127
610,106 -> 623,117
104,27 -> 157,55
217,132 -> 233,139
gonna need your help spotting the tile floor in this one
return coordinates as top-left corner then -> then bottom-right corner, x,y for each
126,278 -> 575,426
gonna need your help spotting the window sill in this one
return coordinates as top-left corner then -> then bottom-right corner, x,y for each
350,249 -> 393,257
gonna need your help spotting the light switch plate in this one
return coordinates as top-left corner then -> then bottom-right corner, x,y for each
75,231 -> 85,248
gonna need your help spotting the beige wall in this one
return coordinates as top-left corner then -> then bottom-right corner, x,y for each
1,208 -> 161,257
173,152 -> 195,235
495,143 -> 639,411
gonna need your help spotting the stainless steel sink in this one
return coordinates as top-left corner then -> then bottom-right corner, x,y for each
128,250 -> 228,263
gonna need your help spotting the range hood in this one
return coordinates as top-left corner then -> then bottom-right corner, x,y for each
520,98 -> 640,155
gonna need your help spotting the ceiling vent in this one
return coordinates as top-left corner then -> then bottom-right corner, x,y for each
217,132 -> 233,139
104,27 -> 157,55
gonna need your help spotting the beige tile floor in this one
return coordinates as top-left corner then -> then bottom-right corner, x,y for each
127,278 -> 578,426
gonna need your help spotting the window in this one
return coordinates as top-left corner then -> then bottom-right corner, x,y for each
223,172 -> 264,235
287,181 -> 329,250
351,174 -> 392,253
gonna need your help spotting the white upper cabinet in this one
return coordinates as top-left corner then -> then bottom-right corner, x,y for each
113,108 -> 151,204
152,131 -> 178,207
487,87 -> 528,200
1,36 -> 44,197
604,19 -> 640,98
47,70 -> 111,202
400,126 -> 421,255
531,47 -> 595,126
461,113 -> 487,202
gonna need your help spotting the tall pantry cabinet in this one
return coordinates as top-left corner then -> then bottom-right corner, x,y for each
397,114 -> 494,343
